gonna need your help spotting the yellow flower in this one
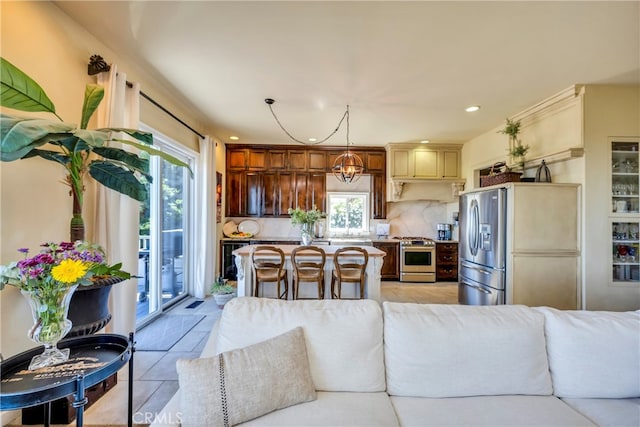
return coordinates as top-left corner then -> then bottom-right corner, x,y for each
51,259 -> 88,284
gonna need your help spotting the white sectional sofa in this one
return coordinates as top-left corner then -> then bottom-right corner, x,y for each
152,297 -> 640,427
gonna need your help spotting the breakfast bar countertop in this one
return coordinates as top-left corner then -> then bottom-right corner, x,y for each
232,244 -> 385,301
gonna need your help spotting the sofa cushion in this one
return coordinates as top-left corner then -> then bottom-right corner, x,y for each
390,395 -> 595,426
561,397 -> 640,427
216,297 -> 386,392
537,307 -> 640,398
383,303 -> 552,397
176,327 -> 316,427
239,392 -> 400,426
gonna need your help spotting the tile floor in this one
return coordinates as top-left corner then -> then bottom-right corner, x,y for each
6,281 -> 457,426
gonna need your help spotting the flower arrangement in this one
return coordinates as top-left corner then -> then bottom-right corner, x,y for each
0,241 -> 130,369
288,206 -> 325,226
0,241 -> 130,292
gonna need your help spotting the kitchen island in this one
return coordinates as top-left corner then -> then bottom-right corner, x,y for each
232,244 -> 386,301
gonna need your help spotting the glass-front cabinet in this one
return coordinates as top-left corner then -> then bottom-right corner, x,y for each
611,140 -> 639,214
611,139 -> 639,285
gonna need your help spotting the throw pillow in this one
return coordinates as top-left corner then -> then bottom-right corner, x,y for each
176,327 -> 316,427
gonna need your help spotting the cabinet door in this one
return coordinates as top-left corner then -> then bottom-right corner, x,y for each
247,150 -> 266,171
372,173 -> 387,219
278,172 -> 294,216
414,149 -> 438,178
366,152 -> 385,173
309,173 -> 326,211
373,242 -> 399,280
391,149 -> 411,178
308,151 -> 327,171
227,149 -> 247,170
288,150 -> 307,170
268,150 -> 287,170
440,150 -> 460,178
226,171 -> 245,216
262,172 -> 277,216
293,173 -> 309,209
246,172 -> 261,216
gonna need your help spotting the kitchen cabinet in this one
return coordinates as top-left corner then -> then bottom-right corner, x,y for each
373,241 -> 399,280
225,144 -> 385,218
371,173 -> 387,219
611,140 -> 639,214
610,139 -> 639,286
389,144 -> 461,180
436,242 -> 458,281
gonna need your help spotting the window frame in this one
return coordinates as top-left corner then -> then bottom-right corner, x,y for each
326,191 -> 370,236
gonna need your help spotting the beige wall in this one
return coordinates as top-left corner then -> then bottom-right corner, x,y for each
462,84 -> 640,311
0,2 -> 215,358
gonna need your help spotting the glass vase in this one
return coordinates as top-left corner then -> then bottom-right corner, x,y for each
301,223 -> 314,246
21,284 -> 78,370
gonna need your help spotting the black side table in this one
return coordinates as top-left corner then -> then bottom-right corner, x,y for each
1,333 -> 134,427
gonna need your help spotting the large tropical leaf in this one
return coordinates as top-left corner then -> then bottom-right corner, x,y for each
58,135 -> 90,153
80,84 -> 104,130
97,128 -> 153,144
114,138 -> 193,176
93,146 -> 149,173
73,129 -> 110,147
0,58 -> 56,114
89,161 -> 148,201
24,148 -> 70,166
0,116 -> 74,160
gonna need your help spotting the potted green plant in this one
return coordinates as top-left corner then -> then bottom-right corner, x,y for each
288,206 -> 325,245
0,57 -> 191,241
498,118 -> 530,171
211,281 -> 236,307
0,57 -> 192,336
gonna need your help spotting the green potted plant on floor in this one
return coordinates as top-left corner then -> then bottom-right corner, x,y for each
211,280 -> 236,307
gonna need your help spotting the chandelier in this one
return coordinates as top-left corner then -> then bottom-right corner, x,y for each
265,99 -> 364,183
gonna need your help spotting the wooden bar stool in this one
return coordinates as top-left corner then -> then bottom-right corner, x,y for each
251,246 -> 288,299
291,246 -> 326,300
331,246 -> 369,299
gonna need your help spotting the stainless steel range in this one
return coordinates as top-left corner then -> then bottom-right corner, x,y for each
395,237 -> 436,282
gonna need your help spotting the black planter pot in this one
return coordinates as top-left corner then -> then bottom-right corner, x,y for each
66,276 -> 124,337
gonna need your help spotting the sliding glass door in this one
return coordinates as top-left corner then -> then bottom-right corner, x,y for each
137,129 -> 195,325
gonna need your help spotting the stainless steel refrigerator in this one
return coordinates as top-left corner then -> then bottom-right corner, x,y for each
458,183 -> 581,309
458,187 -> 507,305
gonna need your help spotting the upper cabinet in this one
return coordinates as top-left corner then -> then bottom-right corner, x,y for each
226,145 -> 386,218
389,144 -> 462,180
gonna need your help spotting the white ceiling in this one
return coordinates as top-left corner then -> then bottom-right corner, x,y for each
55,1 -> 639,147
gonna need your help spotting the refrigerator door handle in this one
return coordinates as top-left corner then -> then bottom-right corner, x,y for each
469,200 -> 480,256
461,281 -> 492,294
461,261 -> 491,275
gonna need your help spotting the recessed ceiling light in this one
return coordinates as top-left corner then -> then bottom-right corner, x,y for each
465,105 -> 480,112
420,140 -> 430,144
229,136 -> 239,140
308,137 -> 317,142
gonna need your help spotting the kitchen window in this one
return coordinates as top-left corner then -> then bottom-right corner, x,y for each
326,192 -> 370,236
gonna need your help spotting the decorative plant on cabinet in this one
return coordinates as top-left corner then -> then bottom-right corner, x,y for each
498,118 -> 530,171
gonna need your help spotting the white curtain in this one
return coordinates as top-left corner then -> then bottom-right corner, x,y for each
193,136 -> 217,298
94,66 -> 140,336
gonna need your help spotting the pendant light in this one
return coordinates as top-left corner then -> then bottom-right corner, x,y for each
265,99 -> 364,183
331,105 -> 363,183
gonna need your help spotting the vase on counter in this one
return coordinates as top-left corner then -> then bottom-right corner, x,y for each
301,223 -> 314,246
